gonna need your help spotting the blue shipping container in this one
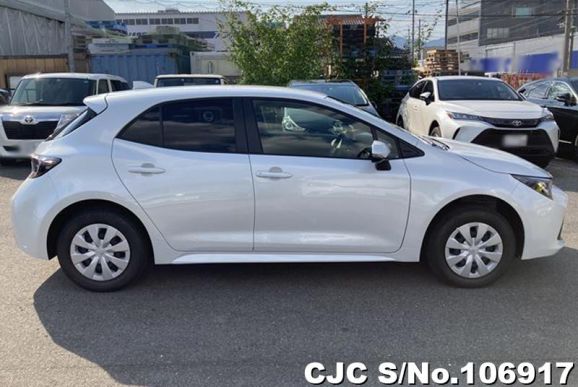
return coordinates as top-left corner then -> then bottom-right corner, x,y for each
90,50 -> 191,85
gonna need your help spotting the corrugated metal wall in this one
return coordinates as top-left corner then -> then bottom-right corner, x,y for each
0,6 -> 66,56
90,51 -> 191,84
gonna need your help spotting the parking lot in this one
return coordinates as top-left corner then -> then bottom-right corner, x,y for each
0,158 -> 576,385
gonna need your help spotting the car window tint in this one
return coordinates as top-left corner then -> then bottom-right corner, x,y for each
409,81 -> 425,98
119,107 -> 162,146
111,80 -> 130,91
163,99 -> 236,153
548,82 -> 572,99
422,81 -> 435,100
527,81 -> 550,98
252,100 -> 376,159
97,80 -> 109,94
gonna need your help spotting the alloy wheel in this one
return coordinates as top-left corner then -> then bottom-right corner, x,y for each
69,223 -> 131,281
444,222 -> 503,279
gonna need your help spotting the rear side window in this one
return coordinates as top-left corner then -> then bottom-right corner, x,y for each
163,99 -> 236,152
118,99 -> 236,153
526,82 -> 550,99
111,80 -> 130,91
120,107 -> 162,146
97,80 -> 109,94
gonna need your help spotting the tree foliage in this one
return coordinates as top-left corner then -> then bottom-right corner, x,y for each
220,1 -> 334,85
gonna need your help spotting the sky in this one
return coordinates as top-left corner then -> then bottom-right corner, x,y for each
104,0 -> 447,42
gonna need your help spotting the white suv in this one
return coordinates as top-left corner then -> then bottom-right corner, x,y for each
396,76 -> 559,167
11,86 -> 567,291
0,73 -> 129,163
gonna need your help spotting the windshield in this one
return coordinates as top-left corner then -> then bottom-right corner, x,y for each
294,84 -> 369,106
10,78 -> 96,106
437,79 -> 522,101
156,78 -> 222,87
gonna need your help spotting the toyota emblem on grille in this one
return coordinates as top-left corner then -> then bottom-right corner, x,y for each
21,115 -> 38,125
511,120 -> 523,127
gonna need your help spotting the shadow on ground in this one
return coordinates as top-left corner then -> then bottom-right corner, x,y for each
33,249 -> 578,385
0,163 -> 28,181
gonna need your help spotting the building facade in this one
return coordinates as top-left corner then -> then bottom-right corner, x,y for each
447,0 -> 578,75
116,9 -> 247,52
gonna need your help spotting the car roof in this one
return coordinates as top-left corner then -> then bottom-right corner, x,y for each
289,79 -> 356,86
21,73 -> 127,81
155,74 -> 225,79
428,75 -> 503,82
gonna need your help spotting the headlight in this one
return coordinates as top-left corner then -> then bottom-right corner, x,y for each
447,112 -> 482,121
513,174 -> 553,199
540,112 -> 555,122
55,113 -> 79,131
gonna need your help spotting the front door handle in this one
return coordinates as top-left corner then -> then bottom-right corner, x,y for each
128,163 -> 166,175
256,167 -> 292,179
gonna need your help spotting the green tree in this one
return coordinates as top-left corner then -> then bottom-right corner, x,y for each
220,1 -> 334,85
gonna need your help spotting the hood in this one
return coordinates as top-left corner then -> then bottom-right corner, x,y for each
440,100 -> 545,118
436,138 -> 551,178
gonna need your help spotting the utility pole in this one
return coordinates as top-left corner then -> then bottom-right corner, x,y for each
418,18 -> 422,62
444,0 -> 449,50
64,0 -> 75,72
411,0 -> 415,63
455,0 -> 461,75
563,0 -> 573,75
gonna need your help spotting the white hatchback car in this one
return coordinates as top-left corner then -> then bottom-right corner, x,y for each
396,76 -> 560,167
11,86 -> 567,291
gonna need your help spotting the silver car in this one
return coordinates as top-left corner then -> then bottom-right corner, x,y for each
0,73 -> 129,164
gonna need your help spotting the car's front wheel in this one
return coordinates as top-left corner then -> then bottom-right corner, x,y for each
425,207 -> 516,287
56,208 -> 151,291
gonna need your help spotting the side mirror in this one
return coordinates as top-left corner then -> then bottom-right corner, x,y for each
556,93 -> 576,106
419,91 -> 433,105
370,140 -> 392,171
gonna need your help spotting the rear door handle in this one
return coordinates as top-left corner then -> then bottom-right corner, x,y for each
128,163 -> 166,175
256,167 -> 292,179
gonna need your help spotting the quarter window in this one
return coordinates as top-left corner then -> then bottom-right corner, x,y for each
252,100 -> 396,159
97,80 -> 109,94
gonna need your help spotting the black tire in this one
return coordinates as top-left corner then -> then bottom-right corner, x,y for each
424,206 -> 516,288
56,208 -> 151,291
430,126 -> 442,137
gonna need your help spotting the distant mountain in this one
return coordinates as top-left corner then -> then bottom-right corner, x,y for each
390,36 -> 446,49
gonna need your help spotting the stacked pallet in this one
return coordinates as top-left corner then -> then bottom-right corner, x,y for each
424,49 -> 459,76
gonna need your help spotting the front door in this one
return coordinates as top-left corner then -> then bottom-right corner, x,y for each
246,98 -> 411,254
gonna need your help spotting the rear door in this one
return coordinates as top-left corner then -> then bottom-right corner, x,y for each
245,98 -> 411,254
405,81 -> 426,134
112,98 -> 254,252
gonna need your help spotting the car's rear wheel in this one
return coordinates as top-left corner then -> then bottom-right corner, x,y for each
56,209 -> 151,291
425,207 -> 516,287
430,126 -> 442,137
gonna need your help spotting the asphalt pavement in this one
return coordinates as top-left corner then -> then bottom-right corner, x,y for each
0,158 -> 577,386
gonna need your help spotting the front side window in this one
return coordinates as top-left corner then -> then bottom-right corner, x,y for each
293,84 -> 369,106
252,100 -> 394,159
10,78 -> 96,106
409,81 -> 425,98
548,82 -> 572,100
119,99 -> 236,153
422,81 -> 435,100
437,79 -> 522,101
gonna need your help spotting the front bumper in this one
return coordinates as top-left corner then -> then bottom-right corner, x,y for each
514,183 -> 567,260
